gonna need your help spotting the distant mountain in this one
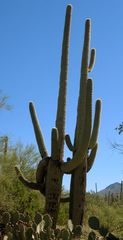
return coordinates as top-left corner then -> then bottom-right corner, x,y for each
98,182 -> 122,196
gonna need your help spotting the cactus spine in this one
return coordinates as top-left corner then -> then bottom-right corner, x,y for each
15,5 -> 101,228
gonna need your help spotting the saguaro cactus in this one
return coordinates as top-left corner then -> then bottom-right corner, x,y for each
15,5 -> 101,228
65,19 -> 101,227
15,5 -> 72,228
120,181 -> 123,200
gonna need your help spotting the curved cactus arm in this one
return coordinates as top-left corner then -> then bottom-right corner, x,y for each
88,48 -> 96,72
36,157 -> 49,183
51,128 -> 59,160
55,5 -> 72,161
15,166 -> 41,190
61,78 -> 92,173
29,102 -> 48,158
65,134 -> 75,152
87,143 -> 98,172
89,99 -> 101,149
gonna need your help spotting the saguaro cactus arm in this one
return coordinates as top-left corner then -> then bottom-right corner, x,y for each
51,128 -> 59,160
43,5 -> 72,228
29,102 -> 48,158
36,157 -> 49,183
61,78 -> 92,173
89,99 -> 101,148
15,166 -> 42,190
88,48 -> 96,72
87,143 -> 98,172
74,19 -> 91,148
63,100 -> 101,173
65,134 -> 75,152
55,4 -> 72,162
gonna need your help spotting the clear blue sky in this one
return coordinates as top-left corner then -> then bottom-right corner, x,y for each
0,0 -> 123,192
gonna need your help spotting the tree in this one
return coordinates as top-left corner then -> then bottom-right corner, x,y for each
0,91 -> 12,159
0,136 -> 8,156
0,90 -> 11,110
115,122 -> 123,135
112,122 -> 123,153
0,141 -> 45,215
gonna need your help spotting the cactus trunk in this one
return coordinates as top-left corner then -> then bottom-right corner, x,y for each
69,161 -> 87,226
45,159 -> 63,228
44,5 -> 72,227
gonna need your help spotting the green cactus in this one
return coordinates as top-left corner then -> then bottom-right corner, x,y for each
34,212 -> 43,225
54,228 -> 61,239
15,5 -> 101,228
88,216 -> 119,240
88,216 -> 100,230
63,19 -> 101,227
15,5 -> 72,228
60,229 -> 70,240
73,225 -> 82,238
88,231 -> 96,240
1,210 -> 120,240
99,225 -> 109,237
25,227 -> 34,240
24,213 -> 30,224
43,214 -> 53,229
120,180 -> 123,200
0,210 -> 83,240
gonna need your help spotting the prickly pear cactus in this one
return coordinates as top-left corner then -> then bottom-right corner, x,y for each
88,216 -> 119,240
4,211 -> 83,239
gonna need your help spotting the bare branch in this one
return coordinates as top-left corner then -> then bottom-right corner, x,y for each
0,91 -> 12,110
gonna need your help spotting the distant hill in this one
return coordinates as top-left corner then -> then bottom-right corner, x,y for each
98,182 -> 122,196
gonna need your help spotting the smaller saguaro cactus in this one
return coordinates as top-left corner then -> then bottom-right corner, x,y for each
63,19 -> 101,227
0,135 -> 8,157
120,180 -> 123,200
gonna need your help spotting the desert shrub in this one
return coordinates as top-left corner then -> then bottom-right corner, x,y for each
0,142 -> 45,216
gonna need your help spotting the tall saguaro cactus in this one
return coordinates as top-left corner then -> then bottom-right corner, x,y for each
15,5 -> 101,228
15,5 -> 72,228
66,19 -> 101,227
